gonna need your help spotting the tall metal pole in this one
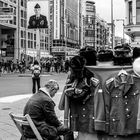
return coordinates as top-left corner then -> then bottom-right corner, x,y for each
64,0 -> 67,60
123,20 -> 125,43
111,0 -> 114,49
36,29 -> 40,63
18,0 -> 20,61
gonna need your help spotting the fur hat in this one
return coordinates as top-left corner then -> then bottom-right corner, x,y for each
69,55 -> 86,70
133,57 -> 140,77
79,46 -> 97,66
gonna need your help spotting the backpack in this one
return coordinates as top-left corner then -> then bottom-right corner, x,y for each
33,66 -> 40,77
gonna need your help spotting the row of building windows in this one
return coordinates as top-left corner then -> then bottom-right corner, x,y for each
136,0 -> 140,24
128,0 -> 140,25
86,2 -> 95,12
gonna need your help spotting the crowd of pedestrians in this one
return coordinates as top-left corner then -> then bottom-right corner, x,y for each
40,58 -> 70,73
0,57 -> 70,76
0,59 -> 26,75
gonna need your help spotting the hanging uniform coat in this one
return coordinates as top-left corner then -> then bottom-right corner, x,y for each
103,73 -> 140,139
63,76 -> 106,140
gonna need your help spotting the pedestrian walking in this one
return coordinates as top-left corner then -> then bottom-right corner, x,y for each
21,80 -> 71,140
30,60 -> 41,94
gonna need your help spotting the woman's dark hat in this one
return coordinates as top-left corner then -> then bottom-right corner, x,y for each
69,55 -> 86,70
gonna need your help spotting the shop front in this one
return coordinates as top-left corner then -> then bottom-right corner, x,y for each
0,28 -> 16,62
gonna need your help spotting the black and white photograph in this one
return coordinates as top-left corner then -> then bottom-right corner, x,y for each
0,0 -> 140,140
27,1 -> 49,29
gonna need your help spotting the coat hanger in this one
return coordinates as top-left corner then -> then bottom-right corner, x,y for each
118,68 -> 128,83
118,68 -> 128,76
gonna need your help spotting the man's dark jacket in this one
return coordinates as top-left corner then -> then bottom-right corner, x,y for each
22,90 -> 61,140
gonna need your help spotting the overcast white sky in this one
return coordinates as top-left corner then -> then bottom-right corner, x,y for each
93,0 -> 129,40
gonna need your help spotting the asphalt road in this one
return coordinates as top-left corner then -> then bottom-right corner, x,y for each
0,61 -> 114,98
0,73 -> 68,98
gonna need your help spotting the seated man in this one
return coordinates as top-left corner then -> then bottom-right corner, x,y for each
21,80 -> 70,140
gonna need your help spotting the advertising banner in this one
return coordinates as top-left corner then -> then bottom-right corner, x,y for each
54,0 -> 60,39
27,0 -> 49,29
0,7 -> 13,21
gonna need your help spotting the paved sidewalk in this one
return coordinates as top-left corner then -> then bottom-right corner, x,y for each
0,94 -> 64,140
1,71 -> 55,77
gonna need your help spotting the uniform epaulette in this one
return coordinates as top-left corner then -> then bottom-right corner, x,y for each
106,77 -> 114,85
91,77 -> 100,87
66,78 -> 70,84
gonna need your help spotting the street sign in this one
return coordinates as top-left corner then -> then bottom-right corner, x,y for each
52,47 -> 65,52
0,20 -> 8,23
0,7 -> 13,21
0,15 -> 13,20
0,7 -> 13,13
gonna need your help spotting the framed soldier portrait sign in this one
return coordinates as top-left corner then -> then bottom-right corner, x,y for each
27,0 -> 49,29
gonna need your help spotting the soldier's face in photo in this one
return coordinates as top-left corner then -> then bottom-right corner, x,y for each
34,8 -> 41,16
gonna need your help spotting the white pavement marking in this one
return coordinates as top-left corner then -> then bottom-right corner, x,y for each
0,92 -> 62,103
0,94 -> 32,103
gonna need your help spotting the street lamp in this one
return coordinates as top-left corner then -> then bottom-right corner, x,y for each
116,19 -> 125,44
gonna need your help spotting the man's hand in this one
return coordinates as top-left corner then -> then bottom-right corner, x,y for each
57,125 -> 72,135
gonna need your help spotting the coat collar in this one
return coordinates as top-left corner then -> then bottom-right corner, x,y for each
39,87 -> 52,99
114,74 -> 134,88
114,74 -> 134,96
39,88 -> 55,106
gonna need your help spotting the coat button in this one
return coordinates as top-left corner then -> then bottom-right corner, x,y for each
83,108 -> 85,111
83,115 -> 85,117
112,119 -> 115,121
125,96 -> 128,98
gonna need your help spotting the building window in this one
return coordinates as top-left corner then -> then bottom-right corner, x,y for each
128,1 -> 133,24
21,19 -> 24,27
28,41 -> 30,48
0,1 -> 3,7
21,0 -> 24,7
21,10 -> 24,18
34,34 -> 36,40
136,0 -> 140,24
13,0 -> 16,4
34,42 -> 36,49
21,30 -> 23,38
86,3 -> 95,12
14,16 -> 16,25
21,30 -> 26,48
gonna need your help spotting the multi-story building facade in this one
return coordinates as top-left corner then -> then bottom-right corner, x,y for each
124,0 -> 140,48
95,15 -> 109,51
0,0 -> 50,63
53,0 -> 80,59
0,0 -> 18,62
81,0 -> 110,51
84,0 -> 96,49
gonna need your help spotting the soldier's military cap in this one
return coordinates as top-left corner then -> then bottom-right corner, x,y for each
34,3 -> 41,8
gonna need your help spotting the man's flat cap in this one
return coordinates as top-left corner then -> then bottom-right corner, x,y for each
34,3 -> 41,8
